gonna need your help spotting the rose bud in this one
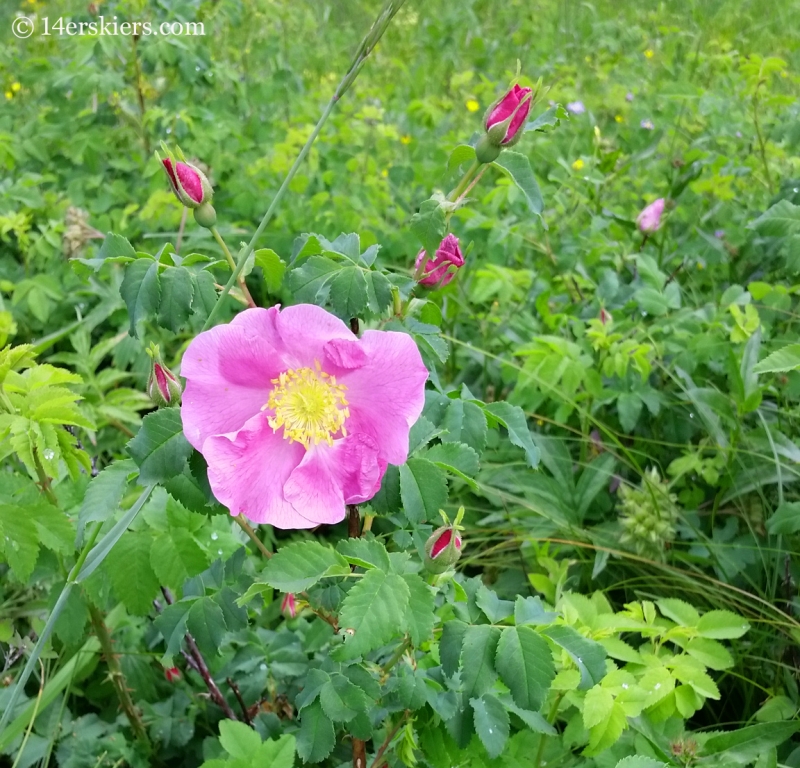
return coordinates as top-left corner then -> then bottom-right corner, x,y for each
637,198 -> 666,234
281,593 -> 297,619
424,525 -> 464,574
476,84 -> 533,163
146,343 -> 182,408
164,666 -> 181,683
414,234 -> 465,288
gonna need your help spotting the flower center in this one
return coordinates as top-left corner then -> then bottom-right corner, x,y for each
265,363 -> 349,447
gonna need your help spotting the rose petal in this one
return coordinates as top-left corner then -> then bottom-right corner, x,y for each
274,304 -> 356,369
176,162 -> 203,203
284,433 -> 384,524
202,413 -> 310,528
180,312 -> 283,451
338,330 -> 428,465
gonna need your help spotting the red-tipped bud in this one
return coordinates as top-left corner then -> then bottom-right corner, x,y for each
164,666 -> 181,683
281,593 -> 297,619
424,508 -> 465,573
146,343 -> 182,408
159,146 -> 214,209
485,84 -> 533,145
414,234 -> 465,288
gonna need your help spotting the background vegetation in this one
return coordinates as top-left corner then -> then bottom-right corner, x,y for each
2,0 -> 800,766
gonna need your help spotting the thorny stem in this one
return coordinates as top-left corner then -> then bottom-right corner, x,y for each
235,515 -> 272,558
211,226 -> 257,309
160,588 -> 239,721
200,0 -> 407,332
348,504 -> 362,539
347,502 -> 364,767
227,677 -> 252,724
88,605 -> 150,747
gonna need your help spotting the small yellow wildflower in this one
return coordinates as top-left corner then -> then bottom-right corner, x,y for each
644,49 -> 655,59
466,99 -> 480,113
11,83 -> 21,93
536,419 -> 544,427
697,262 -> 705,270
381,169 -> 388,178
572,158 -> 584,171
4,92 -> 12,101
615,114 -> 624,123
400,135 -> 412,145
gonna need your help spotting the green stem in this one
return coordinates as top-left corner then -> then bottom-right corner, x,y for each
382,638 -> 410,674
447,160 -> 479,202
200,0 -> 406,332
533,692 -> 564,768
210,226 -> 256,308
33,453 -> 59,507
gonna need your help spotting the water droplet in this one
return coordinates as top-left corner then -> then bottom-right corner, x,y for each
260,663 -> 267,671
195,65 -> 201,71
654,683 -> 661,690
11,541 -> 19,551
488,728 -> 493,734
689,412 -> 695,419
794,187 -> 799,193
211,532 -> 219,541
166,127 -> 172,134
622,683 -> 629,689
576,657 -> 582,663
217,549 -> 223,555
43,449 -> 55,460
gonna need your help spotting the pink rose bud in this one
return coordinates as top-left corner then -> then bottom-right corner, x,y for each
637,198 -> 665,233
414,234 -> 465,288
161,157 -> 213,209
281,593 -> 297,619
599,307 -> 612,325
146,343 -> 182,408
424,525 -> 464,574
476,84 -> 533,163
164,666 -> 181,683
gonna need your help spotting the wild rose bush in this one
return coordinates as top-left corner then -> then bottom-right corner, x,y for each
2,1 -> 800,767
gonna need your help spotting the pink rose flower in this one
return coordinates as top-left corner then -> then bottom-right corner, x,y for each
486,84 -> 533,145
637,198 -> 665,233
415,234 -> 465,288
180,305 -> 428,529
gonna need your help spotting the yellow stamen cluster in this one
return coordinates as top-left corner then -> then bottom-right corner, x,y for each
265,362 -> 349,447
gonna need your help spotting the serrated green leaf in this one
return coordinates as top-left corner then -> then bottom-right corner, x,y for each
157,266 -> 194,332
127,408 -> 192,484
296,701 -> 335,763
30,503 -> 73,555
583,684 -> 614,729
151,528 -> 209,591
258,734 -> 295,768
319,674 -> 367,722
335,537 -> 390,570
411,199 -> 447,254
295,669 -> 331,711
98,233 -> 137,261
684,637 -> 733,670
525,104 -> 568,133
333,569 -> 410,660
286,255 -> 339,303
219,719 -> 262,759
120,257 -> 161,336
749,199 -> 800,237
657,598 -> 700,627
541,625 -> 607,690
254,249 -> 286,293
440,620 -> 468,678
53,585 -> 89,647
187,596 -> 228,656
447,144 -> 477,172
399,458 -> 448,524
476,585 -> 514,623
492,151 -> 543,215
752,344 -> 800,374
78,459 -> 136,542
585,700 -> 626,755
109,531 -> 160,615
496,626 -> 555,711
461,624 -> 501,699
424,442 -> 480,477
442,399 -> 487,453
154,600 -> 193,665
191,270 -> 218,321
364,270 -> 393,315
329,265 -> 368,319
402,573 -> 435,646
696,610 -> 750,639
262,541 -> 349,592
470,693 -> 509,758
483,402 -> 538,467
613,757 -> 667,768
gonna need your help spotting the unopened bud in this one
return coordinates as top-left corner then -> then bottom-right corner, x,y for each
146,343 -> 182,408
164,666 -> 181,683
281,593 -> 297,619
158,144 -> 214,209
424,507 -> 465,574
